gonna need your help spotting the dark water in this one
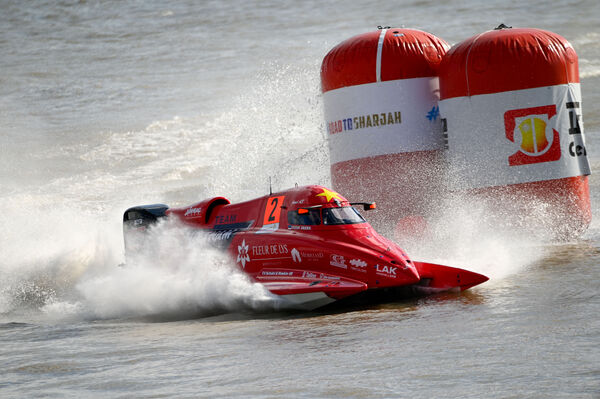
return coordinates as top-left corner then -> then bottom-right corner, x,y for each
1,1 -> 599,397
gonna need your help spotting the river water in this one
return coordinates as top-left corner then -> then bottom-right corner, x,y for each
1,1 -> 599,397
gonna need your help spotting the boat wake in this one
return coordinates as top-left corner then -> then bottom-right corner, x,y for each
1,216 -> 280,322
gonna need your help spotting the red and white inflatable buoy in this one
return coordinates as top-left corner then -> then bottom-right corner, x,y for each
438,26 -> 591,236
321,28 -> 449,231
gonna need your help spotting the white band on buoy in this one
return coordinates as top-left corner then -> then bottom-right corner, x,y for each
324,77 -> 444,164
376,28 -> 387,83
440,83 -> 590,189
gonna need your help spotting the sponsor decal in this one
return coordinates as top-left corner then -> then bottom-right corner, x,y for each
569,142 -> 587,157
349,259 -> 367,268
261,270 -> 293,277
375,264 -> 397,277
291,199 -> 305,205
505,105 -> 561,166
184,207 -> 202,217
316,188 -> 343,203
207,221 -> 253,249
215,214 -> 237,224
251,244 -> 289,257
350,259 -> 367,273
567,101 -> 583,135
426,106 -> 440,121
441,118 -> 449,149
299,250 -> 324,259
208,230 -> 235,243
302,271 -> 317,279
349,259 -> 368,272
289,225 -> 312,231
291,248 -> 302,263
566,101 -> 587,158
319,273 -> 341,280
237,239 -> 250,268
327,111 -> 402,135
330,254 -> 347,269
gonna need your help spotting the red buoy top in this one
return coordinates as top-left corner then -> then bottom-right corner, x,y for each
321,28 -> 449,93
439,27 -> 579,100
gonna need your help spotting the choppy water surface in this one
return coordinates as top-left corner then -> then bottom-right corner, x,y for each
1,0 -> 599,397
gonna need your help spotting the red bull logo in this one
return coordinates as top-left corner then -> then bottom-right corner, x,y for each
505,105 -> 561,166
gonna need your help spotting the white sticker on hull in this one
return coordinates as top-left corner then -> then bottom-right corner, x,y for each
330,254 -> 347,269
375,264 -> 397,277
291,248 -> 302,263
236,239 -> 250,268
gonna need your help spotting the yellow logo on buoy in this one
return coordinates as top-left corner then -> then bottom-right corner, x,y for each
517,116 -> 550,155
505,105 -> 561,166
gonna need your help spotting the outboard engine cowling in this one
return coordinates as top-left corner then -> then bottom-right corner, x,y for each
123,204 -> 169,252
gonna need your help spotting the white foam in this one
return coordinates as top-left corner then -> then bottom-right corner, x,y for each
39,220 -> 278,321
394,193 -> 548,282
1,64 -> 330,321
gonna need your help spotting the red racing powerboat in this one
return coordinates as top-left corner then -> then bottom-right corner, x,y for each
123,185 -> 488,310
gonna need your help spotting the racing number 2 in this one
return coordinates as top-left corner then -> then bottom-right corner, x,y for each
263,196 -> 285,225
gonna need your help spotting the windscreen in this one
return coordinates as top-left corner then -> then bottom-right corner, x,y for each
287,208 -> 322,225
322,207 -> 365,225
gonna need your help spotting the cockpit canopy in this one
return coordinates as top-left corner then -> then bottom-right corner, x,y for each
283,185 -> 373,227
287,206 -> 365,226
